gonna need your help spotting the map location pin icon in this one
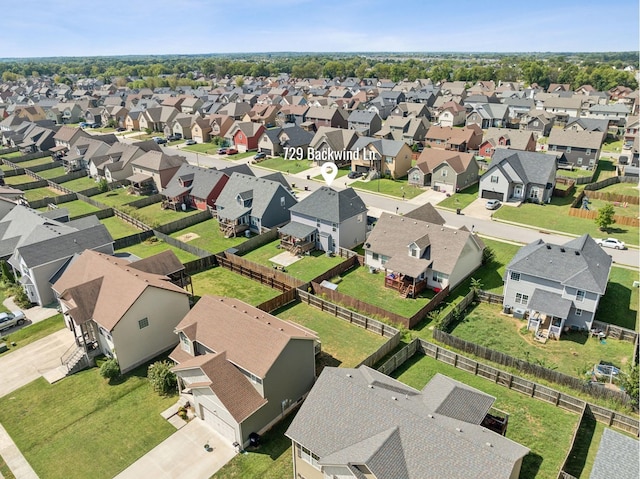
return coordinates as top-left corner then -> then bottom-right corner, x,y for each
320,162 -> 338,187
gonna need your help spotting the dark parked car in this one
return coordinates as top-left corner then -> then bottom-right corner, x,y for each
348,170 -> 364,179
116,127 -> 126,132
167,133 -> 182,141
217,147 -> 228,154
153,137 -> 167,144
254,152 -> 267,160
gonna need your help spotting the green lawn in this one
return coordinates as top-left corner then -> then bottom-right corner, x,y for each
593,158 -> 617,181
588,197 -> 639,218
100,216 -> 144,239
126,203 -> 201,228
557,168 -> 594,178
393,353 -> 579,479
255,156 -> 314,173
0,163 -> 16,172
23,187 -> 63,202
15,157 -> 56,168
169,219 -> 247,254
437,183 -> 480,210
450,302 -> 634,378
0,314 -> 65,357
90,188 -> 141,207
335,265 -> 435,318
227,151 -> 255,160
563,416 -> 605,478
0,151 -> 23,159
596,181 -> 640,197
58,176 -> 99,192
312,166 -> 350,181
39,199 -> 100,219
116,238 -> 199,263
602,139 -> 623,153
492,195 -> 639,247
35,166 -> 66,179
596,266 -> 639,331
351,177 -> 424,199
242,240 -> 344,282
3,174 -> 34,185
274,302 -> 387,368
213,410 -> 294,479
191,267 -> 279,305
0,364 -> 177,479
183,143 -> 221,155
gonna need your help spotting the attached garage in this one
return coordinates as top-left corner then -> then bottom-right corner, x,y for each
259,148 -> 272,155
434,181 -> 453,193
481,190 -> 504,201
199,404 -> 237,443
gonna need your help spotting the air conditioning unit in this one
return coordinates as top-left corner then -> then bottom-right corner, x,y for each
513,308 -> 526,319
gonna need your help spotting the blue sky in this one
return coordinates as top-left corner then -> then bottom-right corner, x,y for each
2,0 -> 638,58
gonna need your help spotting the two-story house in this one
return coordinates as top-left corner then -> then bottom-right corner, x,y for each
170,295 -> 318,447
347,110 -> 382,136
349,137 -> 412,179
408,149 -> 479,192
547,129 -> 606,169
161,163 -> 230,211
503,234 -> 612,339
424,125 -> 483,152
279,187 -> 367,254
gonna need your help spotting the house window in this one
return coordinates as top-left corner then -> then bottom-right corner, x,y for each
529,188 -> 540,199
381,255 -> 388,265
586,149 -> 591,155
490,175 -> 499,183
297,444 -> 320,469
316,219 -> 321,227
577,157 -> 583,165
551,145 -> 557,151
410,247 -> 418,257
357,214 -> 363,222
138,317 -> 149,329
99,327 -> 112,341
515,293 -> 529,305
566,146 -> 571,153
180,332 -> 190,351
510,272 -> 520,281
575,309 -> 582,316
372,252 -> 379,260
441,169 -> 447,177
280,196 -> 285,207
576,290 -> 585,302
412,172 -> 420,181
589,158 -> 596,166
432,271 -> 445,282
533,121 -> 539,127
332,223 -> 337,232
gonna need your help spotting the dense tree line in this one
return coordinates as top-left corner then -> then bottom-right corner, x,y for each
0,52 -> 637,90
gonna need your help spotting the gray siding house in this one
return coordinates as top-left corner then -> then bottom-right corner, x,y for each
409,149 -> 479,192
171,296 -> 318,448
347,110 -> 382,136
503,234 -> 612,339
280,187 -> 367,254
286,366 -> 529,479
478,149 -> 557,203
547,129 -> 606,168
216,173 -> 297,237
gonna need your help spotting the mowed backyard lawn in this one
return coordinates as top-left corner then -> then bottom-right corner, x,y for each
3,174 -> 34,185
58,176 -> 100,192
336,265 -> 435,318
191,267 -> 279,305
116,238 -> 199,263
35,166 -> 66,179
169,219 -> 247,254
254,156 -> 314,173
242,240 -> 345,282
0,366 -> 177,479
90,188 -> 142,207
127,203 -> 201,228
449,302 -> 635,378
14,157 -> 57,168
100,215 -> 143,239
38,199 -> 100,218
275,302 -> 388,369
351,177 -> 424,199
595,266 -> 639,331
23,186 -> 63,202
393,353 -> 579,479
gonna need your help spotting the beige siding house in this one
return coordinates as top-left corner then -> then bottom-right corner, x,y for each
52,250 -> 191,374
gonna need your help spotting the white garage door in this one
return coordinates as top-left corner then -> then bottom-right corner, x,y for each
434,181 -> 453,193
200,404 -> 237,443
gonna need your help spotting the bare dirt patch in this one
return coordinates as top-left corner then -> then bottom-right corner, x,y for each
176,233 -> 200,242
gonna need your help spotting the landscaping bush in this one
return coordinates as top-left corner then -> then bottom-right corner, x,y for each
100,358 -> 121,380
9,285 -> 31,309
1,260 -> 15,284
148,360 -> 177,395
97,178 -> 109,193
481,246 -> 495,265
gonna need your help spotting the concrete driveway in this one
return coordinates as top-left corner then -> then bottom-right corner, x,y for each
0,328 -> 74,397
114,419 -> 237,479
461,198 -> 497,220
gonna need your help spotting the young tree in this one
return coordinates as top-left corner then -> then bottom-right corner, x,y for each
595,204 -> 616,232
148,360 -> 177,395
0,260 -> 15,284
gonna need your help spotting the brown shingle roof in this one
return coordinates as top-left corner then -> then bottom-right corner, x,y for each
174,295 -> 318,378
416,149 -> 475,175
53,250 -> 188,331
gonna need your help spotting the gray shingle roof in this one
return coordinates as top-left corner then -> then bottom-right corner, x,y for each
350,136 -> 405,157
278,221 -> 317,239
527,289 -> 573,318
506,234 -> 612,294
161,164 -> 226,200
286,366 -> 529,479
488,149 -> 557,187
289,187 -> 366,223
590,428 -> 639,479
548,129 -> 606,149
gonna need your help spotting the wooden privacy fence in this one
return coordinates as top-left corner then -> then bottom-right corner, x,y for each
233,228 -> 279,255
27,192 -> 78,209
255,288 -> 300,314
432,329 -> 633,405
310,255 -> 361,285
182,255 -> 218,275
556,404 -> 587,479
567,207 -> 639,227
585,176 -> 621,191
591,320 -> 638,343
154,209 -> 212,235
153,230 -> 212,258
437,289 -> 476,332
113,208 -> 151,231
0,147 -> 19,156
298,289 -> 399,339
477,290 -> 504,304
585,189 -> 640,205
216,252 -> 303,292
378,338 -> 639,436
408,285 -> 450,327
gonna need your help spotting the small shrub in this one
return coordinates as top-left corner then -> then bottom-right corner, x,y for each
97,178 -> 109,193
9,285 -> 31,309
1,260 -> 15,284
100,358 -> 121,380
482,246 -> 495,265
148,360 -> 177,395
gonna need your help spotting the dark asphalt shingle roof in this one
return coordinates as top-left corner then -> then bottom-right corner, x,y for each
527,289 -> 573,318
590,428 -> 639,479
278,221 -> 317,239
289,187 -> 366,223
161,164 -> 226,200
488,149 -> 557,187
506,234 -> 612,294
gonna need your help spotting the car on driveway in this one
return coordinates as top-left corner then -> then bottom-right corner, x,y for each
0,311 -> 26,331
596,238 -> 626,250
226,148 -> 238,155
184,139 -> 196,145
348,170 -> 364,179
485,199 -> 501,210
217,147 -> 228,154
254,152 -> 267,160
153,137 -> 167,144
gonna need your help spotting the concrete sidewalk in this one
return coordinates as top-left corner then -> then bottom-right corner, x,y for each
114,419 -> 236,479
0,424 -> 38,479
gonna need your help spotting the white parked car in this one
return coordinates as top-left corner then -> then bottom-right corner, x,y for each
596,238 -> 626,250
485,199 -> 501,210
0,311 -> 26,331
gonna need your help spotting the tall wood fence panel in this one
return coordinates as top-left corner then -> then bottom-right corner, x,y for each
126,193 -> 163,209
27,192 -> 78,209
583,189 -> 639,205
0,147 -> 19,156
310,255 -> 361,285
182,255 -> 218,274
416,339 -> 639,436
432,329 -> 633,405
113,230 -> 154,250
255,288 -> 299,314
297,289 -> 399,339
557,404 -> 588,479
357,331 -> 402,369
584,176 -> 620,191
437,289 -> 476,332
216,252 -> 302,291
153,230 -> 212,258
13,179 -> 48,190
377,338 -> 421,375
28,161 -> 60,173
1,167 -> 24,177
567,207 -> 639,227
233,228 -> 279,255
407,285 -> 450,328
154,209 -> 212,235
591,320 -> 638,343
